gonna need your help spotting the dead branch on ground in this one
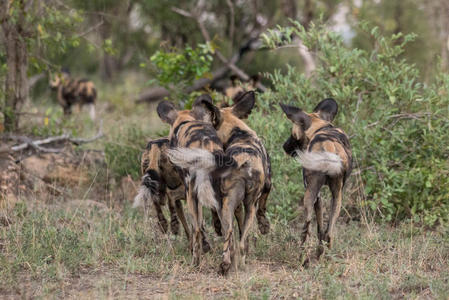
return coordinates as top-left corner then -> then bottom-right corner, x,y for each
0,121 -> 104,154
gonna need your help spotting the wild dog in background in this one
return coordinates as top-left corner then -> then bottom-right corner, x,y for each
280,98 -> 352,256
49,70 -> 97,120
157,96 -> 237,266
221,74 -> 260,107
133,138 -> 190,238
194,91 -> 271,275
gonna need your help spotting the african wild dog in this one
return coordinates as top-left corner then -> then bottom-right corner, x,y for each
193,91 -> 271,275
133,138 -> 190,238
280,98 -> 352,256
49,71 -> 97,120
157,96 -> 236,266
222,75 -> 259,107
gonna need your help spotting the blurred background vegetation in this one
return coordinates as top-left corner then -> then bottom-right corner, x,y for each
1,0 -> 449,225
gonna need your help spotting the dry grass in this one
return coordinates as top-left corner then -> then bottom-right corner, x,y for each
1,187 -> 448,299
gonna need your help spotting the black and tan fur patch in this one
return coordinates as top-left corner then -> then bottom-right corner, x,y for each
280,98 -> 353,257
135,137 -> 188,236
157,96 -> 237,266
50,71 -> 97,117
221,75 -> 260,107
193,91 -> 271,275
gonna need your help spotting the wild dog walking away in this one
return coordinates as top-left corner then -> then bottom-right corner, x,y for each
157,96 -> 236,266
222,75 -> 260,107
194,91 -> 271,275
280,98 -> 352,256
49,70 -> 97,120
133,138 -> 190,238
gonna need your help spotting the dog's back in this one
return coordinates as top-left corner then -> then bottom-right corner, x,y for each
50,72 -> 97,118
134,137 -> 186,235
134,137 -> 184,208
306,123 -> 352,182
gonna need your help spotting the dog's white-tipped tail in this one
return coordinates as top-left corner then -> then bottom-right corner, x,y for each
167,148 -> 216,171
167,147 -> 218,209
88,104 -> 96,121
296,151 -> 343,175
133,185 -> 152,208
195,169 -> 218,209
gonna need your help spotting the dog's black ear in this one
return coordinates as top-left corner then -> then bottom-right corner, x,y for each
313,98 -> 338,122
230,75 -> 239,86
280,103 -> 311,130
192,94 -> 222,128
157,101 -> 178,125
249,74 -> 260,86
231,91 -> 255,119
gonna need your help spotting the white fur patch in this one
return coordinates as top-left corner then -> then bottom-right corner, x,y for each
195,169 -> 218,209
167,148 -> 215,171
167,147 -> 218,209
295,151 -> 343,175
133,185 -> 152,208
88,104 -> 96,121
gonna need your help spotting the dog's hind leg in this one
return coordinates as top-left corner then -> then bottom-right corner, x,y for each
239,191 -> 259,268
175,199 -> 190,239
325,178 -> 343,249
256,185 -> 271,235
234,203 -> 244,238
220,180 -> 244,275
154,198 -> 169,234
314,193 -> 325,257
301,175 -> 324,247
211,209 -> 222,236
186,183 -> 202,266
167,195 -> 180,235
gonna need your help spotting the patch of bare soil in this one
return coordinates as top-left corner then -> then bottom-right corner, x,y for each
9,263 -> 300,299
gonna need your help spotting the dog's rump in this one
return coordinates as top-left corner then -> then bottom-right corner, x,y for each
299,126 -> 352,177
167,147 -> 236,210
133,138 -> 183,208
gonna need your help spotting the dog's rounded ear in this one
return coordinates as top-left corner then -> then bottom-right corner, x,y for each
192,94 -> 222,128
280,103 -> 311,130
249,74 -> 260,86
230,75 -> 239,86
157,101 -> 178,125
231,91 -> 255,119
313,98 -> 338,122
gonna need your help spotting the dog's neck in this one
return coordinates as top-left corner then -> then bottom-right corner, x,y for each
304,114 -> 329,139
217,109 -> 256,144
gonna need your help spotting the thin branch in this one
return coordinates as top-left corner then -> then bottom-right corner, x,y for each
226,0 -> 235,49
170,7 -> 192,18
74,20 -> 104,38
171,6 -> 267,92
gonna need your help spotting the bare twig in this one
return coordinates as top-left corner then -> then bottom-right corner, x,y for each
74,20 -> 104,38
226,0 -> 235,49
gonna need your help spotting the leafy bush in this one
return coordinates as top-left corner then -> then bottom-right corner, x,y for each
256,21 -> 449,225
146,42 -> 215,104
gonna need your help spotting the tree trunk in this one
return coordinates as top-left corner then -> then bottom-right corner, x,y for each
1,12 -> 29,132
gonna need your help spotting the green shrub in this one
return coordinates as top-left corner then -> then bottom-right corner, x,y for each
256,21 -> 449,225
104,126 -> 149,180
145,42 -> 214,104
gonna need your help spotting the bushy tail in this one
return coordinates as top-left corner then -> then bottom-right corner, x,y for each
167,148 -> 216,171
295,151 -> 343,175
133,171 -> 160,208
88,103 -> 96,121
168,148 -> 235,210
133,185 -> 152,208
